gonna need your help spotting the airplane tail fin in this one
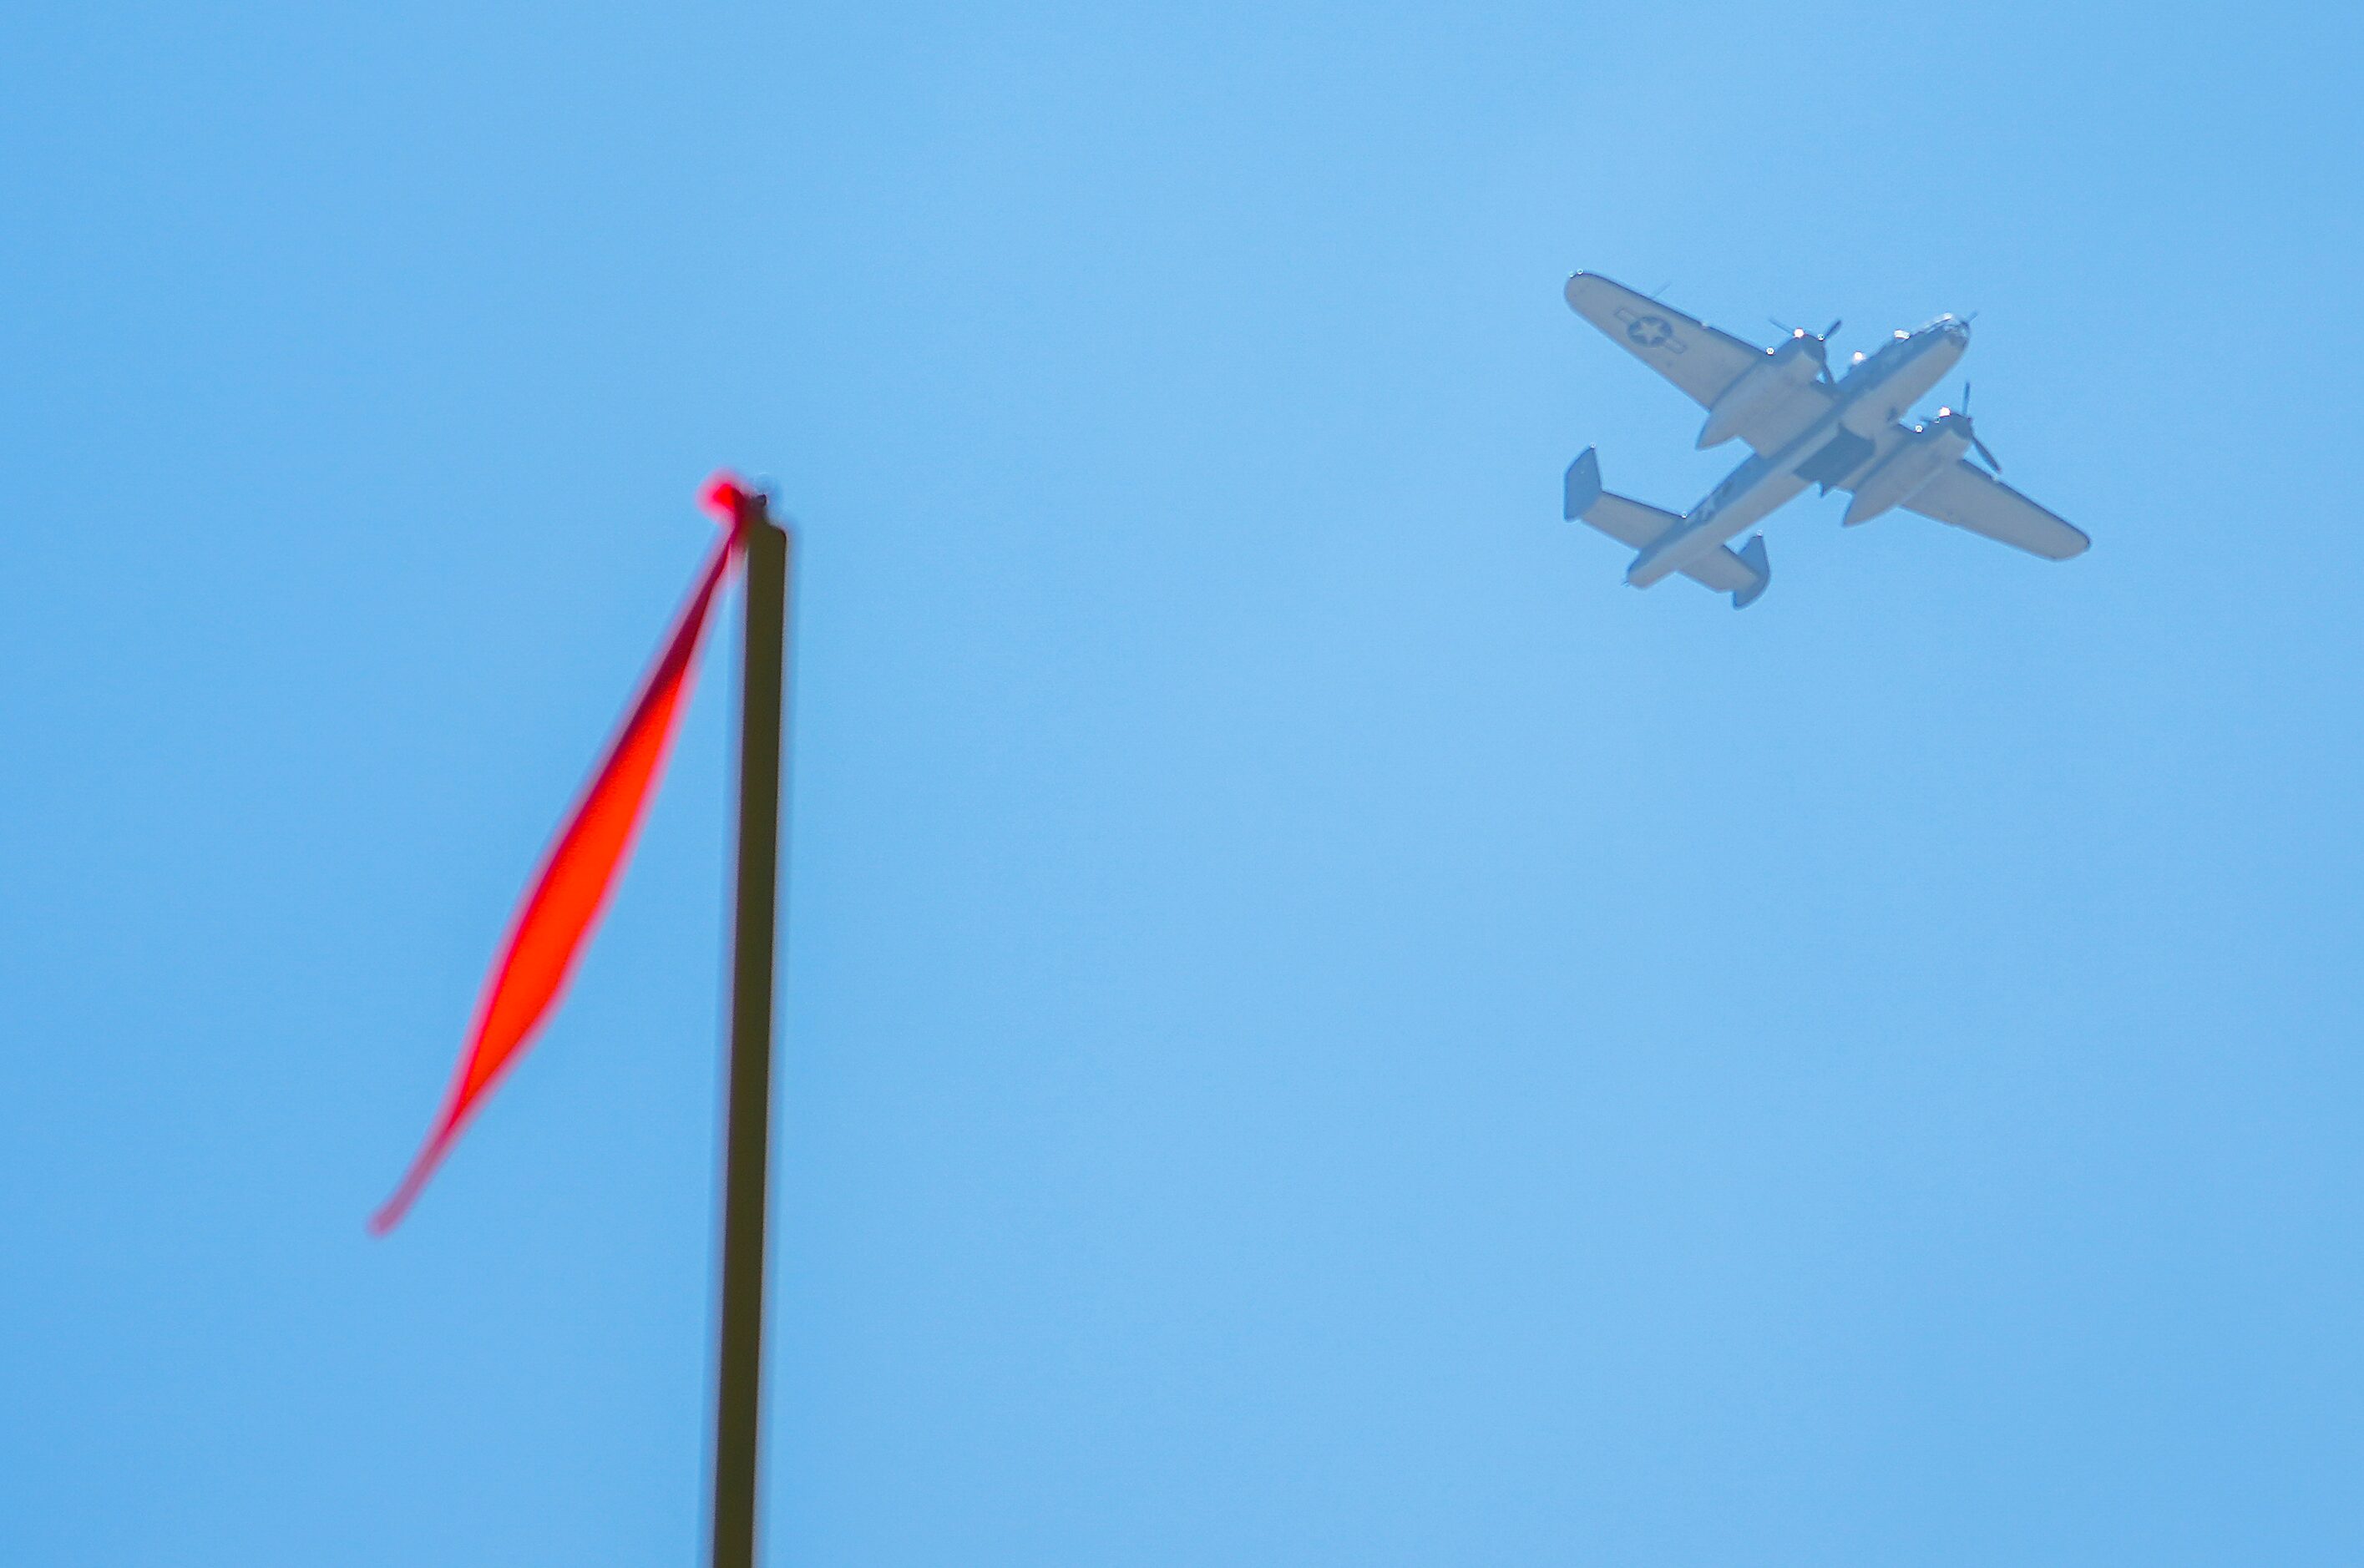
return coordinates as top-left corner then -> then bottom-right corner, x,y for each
1730,535 -> 1771,609
1563,448 -> 1605,520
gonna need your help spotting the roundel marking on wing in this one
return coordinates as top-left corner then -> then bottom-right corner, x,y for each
1626,314 -> 1675,348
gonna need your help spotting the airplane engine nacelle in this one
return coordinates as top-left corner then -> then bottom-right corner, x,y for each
1841,431 -> 1952,525
1698,341 -> 1823,449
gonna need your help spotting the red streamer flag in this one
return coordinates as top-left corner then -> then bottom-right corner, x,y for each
372,478 -> 752,1233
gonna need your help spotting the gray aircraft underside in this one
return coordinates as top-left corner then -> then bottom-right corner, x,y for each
1561,271 -> 2088,609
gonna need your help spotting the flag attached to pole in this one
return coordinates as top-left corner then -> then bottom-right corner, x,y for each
372,477 -> 755,1233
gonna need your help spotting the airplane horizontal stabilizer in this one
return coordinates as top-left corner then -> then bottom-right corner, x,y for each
1562,447 -> 1769,609
1563,448 -> 1683,547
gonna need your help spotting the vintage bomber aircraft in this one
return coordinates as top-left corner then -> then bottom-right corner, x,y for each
1561,271 -> 2088,608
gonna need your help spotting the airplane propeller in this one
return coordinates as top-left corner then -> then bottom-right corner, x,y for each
1771,316 -> 1845,381
1932,382 -> 2002,472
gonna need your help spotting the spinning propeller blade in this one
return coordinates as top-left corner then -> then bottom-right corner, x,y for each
1773,316 -> 1844,381
1947,383 -> 2003,472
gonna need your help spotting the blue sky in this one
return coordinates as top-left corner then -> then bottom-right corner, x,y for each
7,1 -> 2363,1562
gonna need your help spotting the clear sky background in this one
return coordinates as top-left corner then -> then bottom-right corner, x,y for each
7,2 -> 2362,1563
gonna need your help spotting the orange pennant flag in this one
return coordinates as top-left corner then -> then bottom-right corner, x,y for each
372,478 -> 753,1233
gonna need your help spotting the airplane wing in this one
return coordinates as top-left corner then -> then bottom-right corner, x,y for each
1564,273 -> 1763,410
1564,272 -> 1834,456
1904,462 -> 2090,560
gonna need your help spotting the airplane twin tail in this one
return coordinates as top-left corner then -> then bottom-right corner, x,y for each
1562,448 -> 1770,610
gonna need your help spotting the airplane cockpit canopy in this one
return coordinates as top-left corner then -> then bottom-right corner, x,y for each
1846,329 -> 1916,376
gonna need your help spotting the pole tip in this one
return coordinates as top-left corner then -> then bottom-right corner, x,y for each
702,471 -> 785,542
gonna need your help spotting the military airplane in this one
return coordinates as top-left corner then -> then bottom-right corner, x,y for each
1561,271 -> 2088,609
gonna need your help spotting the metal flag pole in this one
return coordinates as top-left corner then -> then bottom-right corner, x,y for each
711,490 -> 792,1568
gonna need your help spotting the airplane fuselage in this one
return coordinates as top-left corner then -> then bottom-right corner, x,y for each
1627,317 -> 1970,587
